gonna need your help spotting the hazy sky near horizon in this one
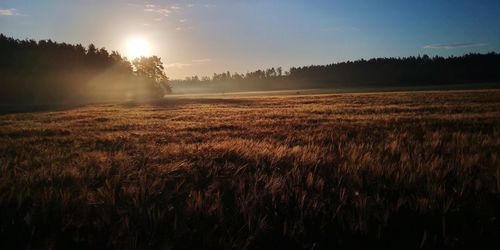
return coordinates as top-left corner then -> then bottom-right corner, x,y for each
1,0 -> 500,79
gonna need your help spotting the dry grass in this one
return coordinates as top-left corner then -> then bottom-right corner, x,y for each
1,89 -> 499,249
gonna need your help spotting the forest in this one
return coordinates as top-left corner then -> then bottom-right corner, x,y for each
173,53 -> 500,92
0,34 -> 170,106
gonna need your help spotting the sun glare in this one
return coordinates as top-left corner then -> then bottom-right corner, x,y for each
126,37 -> 152,59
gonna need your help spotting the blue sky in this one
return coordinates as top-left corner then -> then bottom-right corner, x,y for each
1,0 -> 499,79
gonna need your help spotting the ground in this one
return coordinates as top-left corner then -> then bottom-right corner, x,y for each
0,89 -> 499,249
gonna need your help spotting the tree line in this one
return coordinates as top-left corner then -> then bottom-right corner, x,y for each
172,53 -> 500,92
2,33 -> 499,102
0,34 -> 170,106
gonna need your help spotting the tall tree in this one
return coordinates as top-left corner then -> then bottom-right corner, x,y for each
132,56 -> 172,95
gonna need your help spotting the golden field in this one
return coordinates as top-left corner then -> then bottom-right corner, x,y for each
0,89 -> 499,249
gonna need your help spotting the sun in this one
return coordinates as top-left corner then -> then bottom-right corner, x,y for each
126,37 -> 152,59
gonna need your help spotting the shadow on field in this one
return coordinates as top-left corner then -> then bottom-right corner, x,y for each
0,97 -> 254,115
121,97 -> 255,108
0,104 -> 87,115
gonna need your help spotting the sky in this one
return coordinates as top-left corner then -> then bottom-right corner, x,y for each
1,0 -> 500,79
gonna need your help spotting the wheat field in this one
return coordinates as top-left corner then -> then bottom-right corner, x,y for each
1,89 -> 499,249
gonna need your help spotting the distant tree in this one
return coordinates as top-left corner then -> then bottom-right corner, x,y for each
87,44 -> 97,55
132,56 -> 171,95
265,68 -> 276,78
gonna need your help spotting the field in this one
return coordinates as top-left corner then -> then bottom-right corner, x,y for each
1,89 -> 499,249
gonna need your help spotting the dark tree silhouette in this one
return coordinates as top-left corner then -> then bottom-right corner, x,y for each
133,56 -> 171,96
172,53 -> 500,92
0,34 -> 171,106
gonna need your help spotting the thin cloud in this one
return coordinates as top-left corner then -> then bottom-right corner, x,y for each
143,3 -> 182,19
424,43 -> 488,49
192,58 -> 211,63
166,63 -> 192,69
0,8 -> 20,16
166,58 -> 211,69
170,5 -> 181,11
144,6 -> 170,17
